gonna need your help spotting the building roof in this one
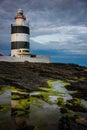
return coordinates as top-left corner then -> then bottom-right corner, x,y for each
0,53 -> 3,56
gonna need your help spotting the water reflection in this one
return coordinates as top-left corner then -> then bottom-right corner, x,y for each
14,117 -> 34,130
0,87 -> 33,130
0,88 -> 11,130
0,81 -> 87,130
0,86 -> 60,130
11,89 -> 34,130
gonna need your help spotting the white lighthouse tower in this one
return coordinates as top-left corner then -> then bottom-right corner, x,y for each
11,9 -> 30,57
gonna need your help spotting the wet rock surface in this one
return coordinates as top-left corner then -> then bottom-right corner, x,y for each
58,112 -> 87,130
0,62 -> 87,130
65,81 -> 87,100
0,62 -> 87,92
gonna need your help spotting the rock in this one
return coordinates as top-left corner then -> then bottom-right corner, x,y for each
0,62 -> 87,92
76,118 -> 87,126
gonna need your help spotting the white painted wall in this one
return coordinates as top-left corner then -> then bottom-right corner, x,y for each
16,18 -> 25,26
11,33 -> 29,42
0,56 -> 50,63
11,49 -> 30,57
11,49 -> 19,57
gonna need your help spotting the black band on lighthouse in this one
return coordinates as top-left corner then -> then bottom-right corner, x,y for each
11,26 -> 30,34
11,42 -> 29,49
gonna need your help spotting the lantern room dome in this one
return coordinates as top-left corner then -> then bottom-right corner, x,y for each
18,8 -> 23,14
14,8 -> 26,20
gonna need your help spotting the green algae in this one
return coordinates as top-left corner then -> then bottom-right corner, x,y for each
12,97 -> 42,116
11,98 -> 30,116
9,94 -> 21,99
31,80 -> 70,104
0,86 -> 9,95
57,97 -> 65,107
47,80 -> 70,87
29,97 -> 43,107
0,86 -> 16,95
0,85 -> 28,94
0,104 -> 9,112
40,80 -> 70,103
34,126 -> 40,130
74,77 -> 87,82
14,99 -> 30,109
66,98 -> 84,108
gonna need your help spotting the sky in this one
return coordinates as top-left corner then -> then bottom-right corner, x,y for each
0,0 -> 87,66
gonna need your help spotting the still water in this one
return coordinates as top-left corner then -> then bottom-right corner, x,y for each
0,80 -> 86,130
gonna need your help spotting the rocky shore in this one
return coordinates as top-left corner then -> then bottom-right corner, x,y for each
0,61 -> 87,93
0,61 -> 87,129
0,61 -> 87,101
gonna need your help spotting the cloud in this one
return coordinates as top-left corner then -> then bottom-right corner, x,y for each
31,25 -> 87,55
31,33 -> 74,44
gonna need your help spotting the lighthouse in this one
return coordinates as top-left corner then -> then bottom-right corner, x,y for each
11,9 -> 30,57
4,9 -> 51,63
